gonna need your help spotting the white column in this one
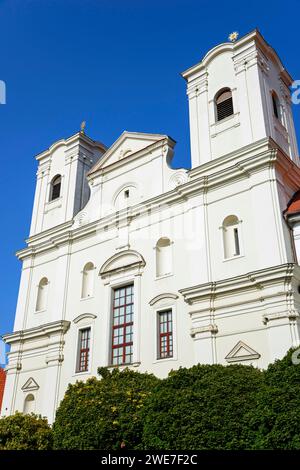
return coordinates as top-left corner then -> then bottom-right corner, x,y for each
190,307 -> 218,365
1,362 -> 21,416
187,86 -> 201,169
50,242 -> 72,323
190,325 -> 218,365
44,324 -> 70,423
196,74 -> 211,165
42,360 -> 62,423
103,278 -> 112,366
264,315 -> 295,362
233,51 -> 269,147
31,162 -> 51,235
133,273 -> 142,365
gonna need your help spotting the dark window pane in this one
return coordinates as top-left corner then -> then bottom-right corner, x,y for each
272,94 -> 279,119
50,176 -> 61,201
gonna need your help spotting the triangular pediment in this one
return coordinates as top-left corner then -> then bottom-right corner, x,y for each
21,377 -> 39,392
89,131 -> 168,174
225,341 -> 260,363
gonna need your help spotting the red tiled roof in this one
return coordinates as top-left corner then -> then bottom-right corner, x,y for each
286,190 -> 300,215
0,368 -> 6,412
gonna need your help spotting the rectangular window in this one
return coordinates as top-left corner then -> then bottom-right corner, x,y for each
111,284 -> 134,365
158,310 -> 173,359
76,327 -> 91,373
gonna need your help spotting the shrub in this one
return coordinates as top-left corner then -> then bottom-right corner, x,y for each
53,368 -> 159,450
53,349 -> 300,450
248,348 -> 300,449
140,363 -> 264,450
0,412 -> 53,450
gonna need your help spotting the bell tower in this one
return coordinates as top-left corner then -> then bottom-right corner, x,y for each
29,131 -> 106,236
182,29 -> 299,168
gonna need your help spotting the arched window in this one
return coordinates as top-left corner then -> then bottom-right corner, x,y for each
272,91 -> 280,120
23,394 -> 35,414
36,277 -> 48,311
81,262 -> 94,299
49,175 -> 61,201
156,238 -> 172,277
215,88 -> 234,121
222,215 -> 241,259
114,185 -> 138,210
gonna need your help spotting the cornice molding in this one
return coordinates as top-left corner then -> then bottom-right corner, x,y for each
35,132 -> 107,162
180,263 -> 300,305
182,29 -> 293,85
190,324 -> 218,337
263,310 -> 299,324
2,320 -> 71,345
16,139 -> 300,260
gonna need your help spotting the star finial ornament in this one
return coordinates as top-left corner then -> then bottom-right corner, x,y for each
228,31 -> 239,42
80,121 -> 86,134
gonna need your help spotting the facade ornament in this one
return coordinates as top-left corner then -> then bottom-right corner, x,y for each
80,120 -> 86,134
228,31 -> 239,42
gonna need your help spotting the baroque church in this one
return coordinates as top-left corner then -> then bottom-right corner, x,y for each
2,29 -> 300,422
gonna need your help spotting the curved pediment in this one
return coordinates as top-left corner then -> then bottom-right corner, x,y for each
73,313 -> 97,324
149,293 -> 179,306
99,250 -> 146,279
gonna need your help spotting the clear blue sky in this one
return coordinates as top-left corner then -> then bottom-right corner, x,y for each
1,0 -> 300,349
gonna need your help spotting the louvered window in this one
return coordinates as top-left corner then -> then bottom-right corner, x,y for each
216,89 -> 234,121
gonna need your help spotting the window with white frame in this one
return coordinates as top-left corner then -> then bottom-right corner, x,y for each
76,327 -> 91,373
111,284 -> 134,365
157,309 -> 173,359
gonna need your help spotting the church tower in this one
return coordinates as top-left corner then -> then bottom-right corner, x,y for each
29,131 -> 106,236
182,29 -> 299,168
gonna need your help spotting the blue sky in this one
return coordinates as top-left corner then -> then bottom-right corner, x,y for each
1,0 -> 300,357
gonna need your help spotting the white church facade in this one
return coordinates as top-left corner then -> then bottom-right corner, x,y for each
2,29 -> 300,423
